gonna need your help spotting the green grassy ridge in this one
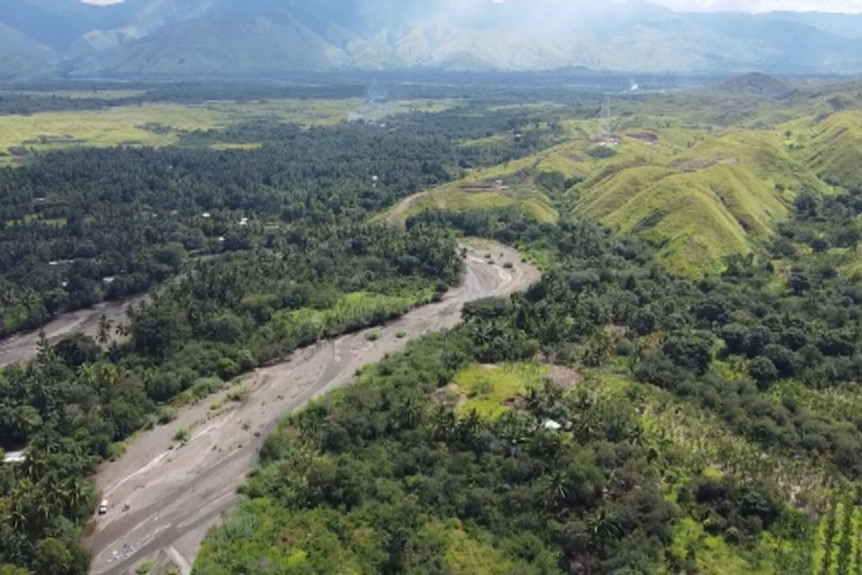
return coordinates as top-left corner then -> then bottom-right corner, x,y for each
572,126 -> 862,275
389,117 -> 818,276
383,98 -> 858,277
574,134 -> 798,275
381,177 -> 560,227
806,111 -> 862,191
577,164 -> 675,221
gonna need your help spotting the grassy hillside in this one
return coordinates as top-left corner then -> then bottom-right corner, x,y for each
382,157 -> 561,227
805,110 -> 862,191
390,85 -> 859,277
577,130 -> 822,274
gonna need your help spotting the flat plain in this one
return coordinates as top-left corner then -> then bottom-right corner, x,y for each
0,97 -> 458,165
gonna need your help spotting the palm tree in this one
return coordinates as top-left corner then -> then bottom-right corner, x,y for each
61,477 -> 90,518
96,362 -> 121,392
114,321 -> 129,338
458,409 -> 487,458
541,379 -> 563,410
97,314 -> 113,346
525,387 -> 544,416
79,363 -> 97,387
398,396 -> 422,431
430,404 -> 456,442
35,329 -> 51,362
540,472 -> 569,510
8,502 -> 27,532
495,411 -> 528,456
586,508 -> 622,557
43,477 -> 69,519
573,413 -> 602,445
14,405 -> 42,438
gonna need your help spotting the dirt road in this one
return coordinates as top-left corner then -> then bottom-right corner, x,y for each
0,297 -> 145,367
85,241 -> 539,575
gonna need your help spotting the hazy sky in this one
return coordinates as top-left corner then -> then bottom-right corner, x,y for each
652,0 -> 862,11
79,0 -> 862,11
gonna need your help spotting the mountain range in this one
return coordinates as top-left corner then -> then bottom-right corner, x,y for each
1,0 -> 861,80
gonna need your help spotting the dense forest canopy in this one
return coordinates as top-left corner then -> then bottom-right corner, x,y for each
197,190 -> 862,573
0,215 -> 463,572
0,104 -> 565,338
3,77 -> 862,574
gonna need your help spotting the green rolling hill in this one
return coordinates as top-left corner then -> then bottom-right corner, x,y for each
390,82 -> 858,278
577,130 -> 826,275
805,111 -> 862,191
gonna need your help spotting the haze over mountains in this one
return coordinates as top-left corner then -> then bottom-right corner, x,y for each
1,0 -> 861,79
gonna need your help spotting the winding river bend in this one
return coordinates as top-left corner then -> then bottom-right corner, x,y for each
76,241 -> 539,575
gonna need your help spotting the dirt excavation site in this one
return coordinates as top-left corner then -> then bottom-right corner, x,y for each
81,241 -> 539,575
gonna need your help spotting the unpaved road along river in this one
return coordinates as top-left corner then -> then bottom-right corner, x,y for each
83,241 -> 539,575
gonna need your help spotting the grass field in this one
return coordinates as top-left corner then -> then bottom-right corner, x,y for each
384,185 -> 559,227
803,110 -> 862,191
0,98 -> 458,166
452,363 -> 549,420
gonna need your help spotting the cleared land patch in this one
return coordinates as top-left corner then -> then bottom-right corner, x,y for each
454,362 -> 550,419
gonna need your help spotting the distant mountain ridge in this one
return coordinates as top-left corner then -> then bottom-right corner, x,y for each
0,0 -> 861,79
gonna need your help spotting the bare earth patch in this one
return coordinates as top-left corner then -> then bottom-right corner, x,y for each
383,190 -> 429,225
83,241 -> 539,575
626,132 -> 659,145
501,394 -> 528,411
432,383 -> 467,409
547,364 -> 584,389
670,156 -> 739,173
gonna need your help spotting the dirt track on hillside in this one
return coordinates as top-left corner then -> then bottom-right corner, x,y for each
84,241 -> 539,575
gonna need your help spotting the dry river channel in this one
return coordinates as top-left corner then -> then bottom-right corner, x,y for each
0,241 -> 540,575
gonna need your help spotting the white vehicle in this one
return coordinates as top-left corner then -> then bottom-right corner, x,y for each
98,500 -> 108,515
